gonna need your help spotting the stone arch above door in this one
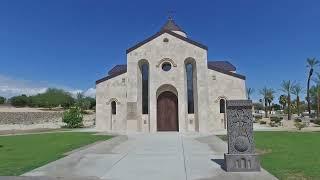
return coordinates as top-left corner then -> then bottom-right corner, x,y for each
156,84 -> 178,98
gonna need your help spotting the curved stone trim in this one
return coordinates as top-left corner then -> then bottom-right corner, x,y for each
215,96 -> 228,103
156,84 -> 178,98
106,98 -> 121,105
156,58 -> 177,68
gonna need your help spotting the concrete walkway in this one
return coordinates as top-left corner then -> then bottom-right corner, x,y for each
22,132 -> 277,180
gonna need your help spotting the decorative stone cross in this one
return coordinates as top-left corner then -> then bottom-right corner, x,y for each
224,100 -> 261,172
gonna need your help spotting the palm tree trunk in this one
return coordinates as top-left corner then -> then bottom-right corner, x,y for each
288,94 -> 291,120
264,99 -> 268,118
307,70 -> 312,116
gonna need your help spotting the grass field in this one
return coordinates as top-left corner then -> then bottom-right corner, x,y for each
219,131 -> 320,180
0,132 -> 112,176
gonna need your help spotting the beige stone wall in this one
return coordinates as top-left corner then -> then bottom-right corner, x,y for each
207,69 -> 247,131
96,73 -> 127,132
96,31 -> 247,133
127,32 -> 209,132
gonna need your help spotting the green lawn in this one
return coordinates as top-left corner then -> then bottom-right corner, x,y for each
220,131 -> 320,180
0,132 -> 112,176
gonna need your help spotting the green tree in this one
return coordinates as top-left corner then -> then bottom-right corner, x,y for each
259,87 -> 274,118
10,94 -> 29,107
313,73 -> 320,118
310,85 -> 320,117
29,88 -> 75,108
84,97 -> 96,109
291,83 -> 304,116
306,58 -> 319,116
246,87 -> 254,100
280,80 -> 294,120
0,96 -> 6,104
279,95 -> 287,110
266,89 -> 275,114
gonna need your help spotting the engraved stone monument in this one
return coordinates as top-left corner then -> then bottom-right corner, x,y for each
224,100 -> 261,172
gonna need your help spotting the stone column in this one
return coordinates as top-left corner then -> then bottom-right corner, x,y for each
224,100 -> 261,172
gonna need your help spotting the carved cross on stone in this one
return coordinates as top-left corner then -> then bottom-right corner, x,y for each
224,100 -> 261,172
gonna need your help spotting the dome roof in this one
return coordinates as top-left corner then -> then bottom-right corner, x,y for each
161,18 -> 185,33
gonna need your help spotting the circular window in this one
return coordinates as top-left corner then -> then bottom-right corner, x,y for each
163,38 -> 169,42
162,62 -> 172,71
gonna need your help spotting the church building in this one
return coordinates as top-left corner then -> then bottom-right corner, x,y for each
96,18 -> 247,133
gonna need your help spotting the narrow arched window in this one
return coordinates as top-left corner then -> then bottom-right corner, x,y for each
220,99 -> 226,113
141,63 -> 149,114
186,63 -> 194,113
111,101 -> 116,115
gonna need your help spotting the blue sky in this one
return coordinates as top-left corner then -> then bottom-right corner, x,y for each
0,0 -> 320,100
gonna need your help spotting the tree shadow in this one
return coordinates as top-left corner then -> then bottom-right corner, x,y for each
211,159 -> 226,171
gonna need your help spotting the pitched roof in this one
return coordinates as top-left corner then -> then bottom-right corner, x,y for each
208,61 -> 236,72
108,64 -> 127,75
126,30 -> 207,54
96,65 -> 127,84
207,61 -> 245,80
96,61 -> 245,85
161,18 -> 185,33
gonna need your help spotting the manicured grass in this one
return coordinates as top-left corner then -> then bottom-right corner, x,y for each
219,131 -> 320,180
0,132 -> 112,176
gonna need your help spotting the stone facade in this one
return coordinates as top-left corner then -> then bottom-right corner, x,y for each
96,19 -> 247,133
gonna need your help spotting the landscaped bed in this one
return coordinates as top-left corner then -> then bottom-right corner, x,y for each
0,132 -> 112,176
219,131 -> 320,180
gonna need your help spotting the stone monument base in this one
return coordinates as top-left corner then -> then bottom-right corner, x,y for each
224,153 -> 261,172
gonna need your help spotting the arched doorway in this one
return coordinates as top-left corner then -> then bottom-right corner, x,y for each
157,91 -> 179,131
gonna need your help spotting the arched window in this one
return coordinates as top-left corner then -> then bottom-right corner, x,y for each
186,63 -> 194,113
141,63 -> 149,114
111,101 -> 116,115
220,99 -> 226,113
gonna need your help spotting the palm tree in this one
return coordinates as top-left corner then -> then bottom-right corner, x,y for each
259,87 -> 269,118
280,80 -> 294,120
279,95 -> 287,110
266,89 -> 275,114
291,83 -> 303,116
246,88 -> 254,100
306,58 -> 319,116
259,87 -> 274,118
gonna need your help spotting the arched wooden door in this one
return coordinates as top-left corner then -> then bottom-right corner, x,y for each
157,91 -> 178,131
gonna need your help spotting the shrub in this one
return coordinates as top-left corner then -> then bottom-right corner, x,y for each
294,122 -> 307,130
10,95 -> 29,107
62,107 -> 83,128
270,116 -> 283,124
254,115 -> 262,120
260,121 -> 267,125
294,119 -> 302,123
313,119 -> 320,125
0,96 -> 6,104
269,121 -> 278,127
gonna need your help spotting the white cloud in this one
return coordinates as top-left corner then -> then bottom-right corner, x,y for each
0,74 -> 95,98
83,88 -> 96,98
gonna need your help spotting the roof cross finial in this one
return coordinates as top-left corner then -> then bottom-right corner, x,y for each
167,10 -> 175,20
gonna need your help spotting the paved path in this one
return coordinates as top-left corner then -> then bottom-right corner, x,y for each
22,132 -> 277,180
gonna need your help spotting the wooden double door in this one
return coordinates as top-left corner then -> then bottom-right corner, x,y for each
157,91 -> 179,131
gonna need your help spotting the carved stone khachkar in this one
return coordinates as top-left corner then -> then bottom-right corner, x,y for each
224,100 -> 261,172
